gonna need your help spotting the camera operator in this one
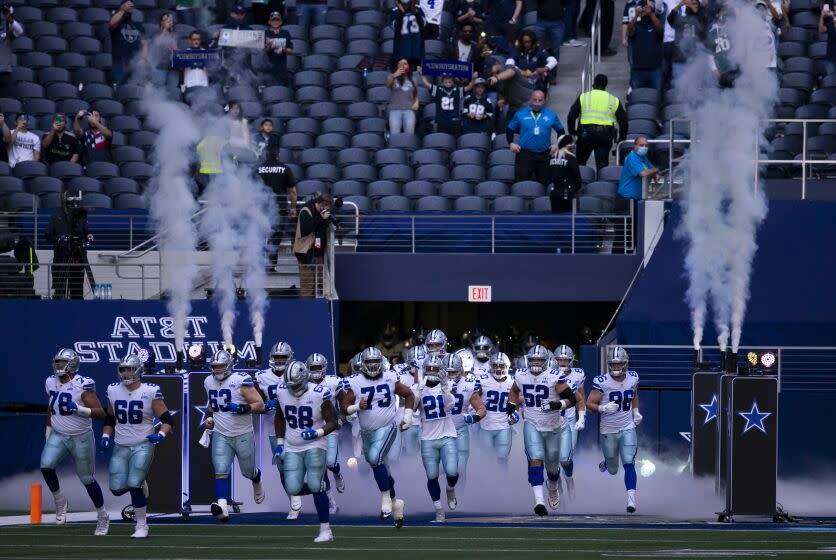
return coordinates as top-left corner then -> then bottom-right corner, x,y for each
45,191 -> 94,300
293,193 -> 337,298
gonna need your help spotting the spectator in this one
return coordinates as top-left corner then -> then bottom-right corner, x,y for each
149,13 -> 179,89
418,69 -> 474,135
507,30 -> 558,92
293,193 -> 333,298
567,73 -> 627,171
535,0 -> 565,70
484,0 -> 523,47
181,31 -> 211,92
562,0 -> 585,48
447,23 -> 483,70
0,5 -> 23,98
618,136 -> 660,201
73,110 -> 113,164
295,0 -> 327,32
212,4 -> 252,86
756,0 -> 781,73
42,114 -> 80,164
392,0 -> 427,69
506,90 -> 565,184
224,101 -> 250,149
264,11 -> 294,86
667,0 -> 709,81
626,0 -> 664,91
255,118 -> 279,161
109,0 -> 146,86
1,113 -> 40,168
259,144 -> 297,264
462,78 -> 495,134
771,0 -> 791,35
420,0 -> 445,39
488,60 -> 534,115
704,8 -> 738,88
386,58 -> 420,135
549,134 -> 581,213
581,0 -> 617,56
455,0 -> 486,30
820,5 -> 836,76
253,0 -> 286,25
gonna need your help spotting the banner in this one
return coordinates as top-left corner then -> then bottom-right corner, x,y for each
217,28 -> 266,49
421,59 -> 472,79
172,49 -> 222,69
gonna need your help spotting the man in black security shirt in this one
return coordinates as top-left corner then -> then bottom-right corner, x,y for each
259,144 -> 298,260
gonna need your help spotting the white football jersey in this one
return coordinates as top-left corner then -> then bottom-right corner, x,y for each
420,0 -> 444,24
559,368 -> 586,426
342,370 -> 401,431
413,382 -> 457,440
107,382 -> 162,446
472,359 -> 491,377
46,374 -> 96,436
478,373 -> 514,431
255,369 -> 283,437
513,368 -> 565,432
276,382 -> 331,452
204,372 -> 256,437
450,375 -> 480,429
592,371 -> 640,434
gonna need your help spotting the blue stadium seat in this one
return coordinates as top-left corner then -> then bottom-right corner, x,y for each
5,192 -> 39,212
531,196 -> 552,212
488,165 -> 515,182
299,148 -> 333,167
321,118 -> 355,136
403,180 -> 436,198
475,181 -> 508,199
105,178 -> 139,197
113,193 -> 146,210
351,133 -> 384,150
387,133 -> 420,152
49,161 -> 83,180
337,148 -> 371,167
342,164 -> 377,183
415,164 -> 449,182
307,102 -> 341,120
412,148 -> 446,166
69,176 -> 102,193
332,180 -> 367,197
597,166 -> 623,183
27,176 -> 63,196
451,149 -> 485,166
306,164 -> 340,183
454,195 -> 488,212
439,181 -> 473,198
511,181 -> 545,198
81,192 -> 112,210
296,180 -> 330,197
379,164 -> 414,182
367,180 -> 401,199
377,195 -> 411,212
375,148 -> 408,167
452,164 -> 486,183
416,195 -> 450,212
11,161 -> 47,180
493,195 -> 525,213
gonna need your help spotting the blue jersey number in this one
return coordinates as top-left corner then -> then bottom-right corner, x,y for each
48,391 -> 74,416
359,384 -> 392,409
422,394 -> 447,419
608,390 -> 635,412
522,384 -> 549,408
267,384 -> 279,401
114,400 -> 144,424
284,405 -> 313,429
451,392 -> 465,416
484,390 -> 508,413
208,389 -> 233,413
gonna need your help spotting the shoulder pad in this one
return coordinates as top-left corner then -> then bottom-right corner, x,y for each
109,382 -> 120,387
594,375 -> 607,383
573,368 -> 585,374
278,383 -> 288,390
628,370 -> 639,378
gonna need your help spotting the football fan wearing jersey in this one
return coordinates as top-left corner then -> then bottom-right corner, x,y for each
256,341 -> 302,519
413,356 -> 460,522
477,352 -> 516,462
554,344 -> 586,498
462,78 -> 495,134
509,345 -> 576,515
41,348 -> 109,535
273,361 -> 340,543
418,71 -> 472,135
203,349 -> 266,522
101,354 -> 173,538
445,352 -> 485,476
306,352 -> 345,514
586,346 -> 642,513
341,347 -> 414,526
471,335 -> 494,376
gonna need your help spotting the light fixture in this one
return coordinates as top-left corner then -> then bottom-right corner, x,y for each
760,352 -> 776,368
747,352 -> 759,366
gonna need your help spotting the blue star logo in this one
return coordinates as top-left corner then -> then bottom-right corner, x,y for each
699,394 -> 718,425
193,403 -> 209,425
737,401 -> 772,435
153,409 -> 179,430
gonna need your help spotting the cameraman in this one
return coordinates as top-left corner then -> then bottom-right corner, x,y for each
293,193 -> 333,298
45,191 -> 93,300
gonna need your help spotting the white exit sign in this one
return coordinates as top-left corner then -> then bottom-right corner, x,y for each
468,285 -> 492,302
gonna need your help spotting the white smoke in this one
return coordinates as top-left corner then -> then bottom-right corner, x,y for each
676,1 -> 775,352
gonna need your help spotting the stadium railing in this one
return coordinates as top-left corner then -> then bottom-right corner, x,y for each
580,3 -> 602,95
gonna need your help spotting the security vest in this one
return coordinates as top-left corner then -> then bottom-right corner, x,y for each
196,135 -> 226,174
579,89 -> 619,126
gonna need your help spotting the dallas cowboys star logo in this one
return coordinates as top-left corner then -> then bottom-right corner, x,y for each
153,409 -> 179,430
699,394 -> 718,425
193,403 -> 210,425
737,401 -> 772,435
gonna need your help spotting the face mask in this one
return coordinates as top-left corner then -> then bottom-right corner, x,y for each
636,146 -> 649,156
530,103 -> 544,112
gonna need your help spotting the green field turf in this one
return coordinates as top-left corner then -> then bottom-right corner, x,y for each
1,523 -> 835,560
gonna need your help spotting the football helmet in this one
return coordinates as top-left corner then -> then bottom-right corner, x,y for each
442,352 -> 464,381
490,352 -> 511,380
471,335 -> 493,362
526,344 -> 550,375
211,349 -> 234,381
269,341 -> 294,374
118,354 -> 144,386
53,348 -> 80,377
426,329 -> 448,357
360,347 -> 384,378
607,346 -> 629,377
555,344 -> 575,368
350,352 -> 363,374
305,353 -> 328,382
423,355 -> 446,385
285,360 -> 310,397
406,345 -> 427,372
455,348 -> 474,374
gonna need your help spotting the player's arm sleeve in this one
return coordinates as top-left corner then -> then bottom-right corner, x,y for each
557,384 -> 577,407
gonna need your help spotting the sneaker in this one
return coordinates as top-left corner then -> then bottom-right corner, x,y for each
627,490 -> 637,513
54,495 -> 68,525
547,480 -> 560,510
564,39 -> 585,47
141,480 -> 149,500
392,498 -> 405,529
131,524 -> 149,539
599,459 -> 608,473
534,503 -> 548,517
94,510 -> 110,536
433,508 -> 446,522
211,501 -> 230,523
380,493 -> 393,520
314,527 -> 334,543
253,475 -> 265,504
287,496 -> 302,520
328,492 -> 339,515
446,486 -> 458,510
333,470 -> 345,493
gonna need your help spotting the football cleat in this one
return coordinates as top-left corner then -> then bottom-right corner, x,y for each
54,495 -> 68,525
627,490 -> 637,513
446,486 -> 458,510
534,503 -> 548,517
433,508 -> 446,523
131,524 -> 149,539
314,527 -> 334,543
547,480 -> 560,510
211,500 -> 230,522
333,470 -> 345,493
599,459 -> 608,473
287,495 -> 302,520
392,498 -> 405,529
380,492 -> 393,519
253,475 -> 265,504
94,510 -> 110,536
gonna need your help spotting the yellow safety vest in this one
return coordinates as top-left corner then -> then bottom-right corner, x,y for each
197,135 -> 226,174
579,89 -> 619,126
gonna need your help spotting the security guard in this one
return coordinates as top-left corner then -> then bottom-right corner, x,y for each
566,74 -> 628,171
196,131 -> 227,192
507,90 -> 566,184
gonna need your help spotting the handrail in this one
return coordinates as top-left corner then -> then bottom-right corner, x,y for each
580,3 -> 602,96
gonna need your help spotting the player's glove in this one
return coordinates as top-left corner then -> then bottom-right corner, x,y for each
301,428 -> 324,441
67,401 -> 92,418
540,400 -> 563,412
272,440 -> 284,465
147,433 -> 166,445
464,414 -> 480,424
227,402 -> 251,415
575,412 -> 586,431
632,409 -> 643,426
507,411 -> 520,425
264,399 -> 278,412
599,401 -> 620,413
99,435 -> 112,450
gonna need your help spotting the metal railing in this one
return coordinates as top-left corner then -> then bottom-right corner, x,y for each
580,3 -> 602,95
0,211 -> 152,252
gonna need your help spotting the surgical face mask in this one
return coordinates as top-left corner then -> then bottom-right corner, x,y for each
636,146 -> 649,156
530,102 -> 544,112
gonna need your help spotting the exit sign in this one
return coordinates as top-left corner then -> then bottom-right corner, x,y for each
468,285 -> 492,302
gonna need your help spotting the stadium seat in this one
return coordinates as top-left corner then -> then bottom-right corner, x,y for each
375,148 -> 408,167
452,164 -> 486,183
81,84 -> 115,103
120,162 -> 154,181
492,196 -> 525,213
403,180 -> 436,198
297,180 -> 330,197
69,176 -> 102,193
597,166 -> 623,183
36,36 -> 68,55
81,192 -> 112,210
329,70 -> 363,89
451,149 -> 485,167
416,164 -> 450,182
577,195 -> 603,213
0,176 -> 24,194
280,132 -> 314,151
628,103 -> 659,121
306,164 -> 340,183
377,195 -> 411,212
416,195 -> 450,212
475,181 -> 508,199
60,21 -> 94,41
810,88 -> 836,106
307,102 -> 341,120
379,164 -> 414,182
457,133 -> 492,152
454,195 -> 488,212
321,118 -> 355,136
105,177 -> 139,197
113,145 -> 145,164
412,148 -> 446,166
488,149 -> 516,167
332,180 -> 366,198
387,133 -> 420,152
439,181 -> 473,198
351,133 -> 384,150
531,196 -> 552,212
11,36 -> 34,55
796,104 -> 828,119
783,57 -> 816,75
0,98 -> 23,114
342,164 -> 377,183
130,131 -> 158,151
325,9 -> 352,27
26,175 -> 62,196
11,161 -> 47,180
27,21 -> 60,40
49,161 -> 83,180
488,165 -> 515,182
81,7 -> 111,25
331,85 -> 364,104
262,86 -> 294,104
368,180 -> 401,199
5,192 -> 38,212
628,88 -> 660,105
346,101 -> 380,119
85,161 -> 119,180
113,193 -> 146,210
584,181 -> 618,197
23,98 -> 56,117
287,117 -> 320,136
294,70 -> 327,89
271,102 -> 303,120
511,181 -> 545,198
423,133 -> 457,153
364,70 -> 390,89
337,148 -> 370,167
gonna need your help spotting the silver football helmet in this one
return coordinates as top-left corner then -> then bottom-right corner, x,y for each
211,349 -> 234,381
269,341 -> 294,374
284,360 -> 310,397
490,352 -> 511,380
443,352 -> 464,381
526,344 -> 550,375
53,348 -> 80,377
472,335 -> 493,362
426,329 -> 447,357
305,353 -> 328,382
350,352 -> 363,374
406,345 -> 427,373
118,354 -> 144,386
360,347 -> 384,378
455,347 -> 474,375
423,355 -> 446,384
545,353 -> 558,371
607,346 -> 629,377
555,344 -> 575,368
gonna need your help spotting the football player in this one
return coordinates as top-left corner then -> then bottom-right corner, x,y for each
586,346 -> 642,513
273,361 -> 339,543
413,356 -> 460,522
203,349 -> 266,522
256,341 -> 301,519
306,352 -> 345,513
445,353 -> 485,477
477,352 -> 516,463
395,345 -> 425,456
470,335 -> 494,376
509,345 -> 576,515
455,347 -> 475,377
41,348 -> 109,535
554,345 -> 586,498
425,329 -> 448,358
101,354 -> 173,538
340,347 -> 414,527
